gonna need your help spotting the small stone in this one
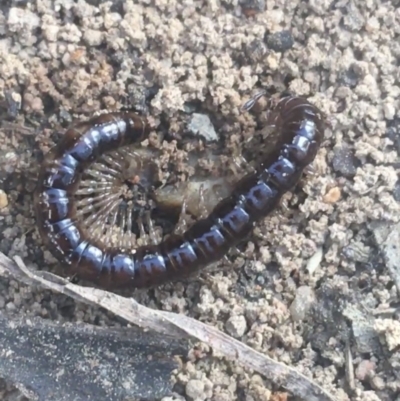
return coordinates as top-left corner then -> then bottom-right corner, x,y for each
7,7 -> 40,32
23,93 -> 44,114
5,91 -> 21,119
394,180 -> 400,202
0,190 -> 9,209
386,119 -> 400,154
187,113 -> 218,142
225,315 -> 247,337
323,187 -> 341,204
370,375 -> 385,391
59,109 -> 73,124
341,241 -> 370,263
383,101 -> 395,120
355,360 -> 376,381
342,2 -> 365,31
185,379 -> 205,401
332,146 -> 358,178
290,286 -> 316,321
374,319 -> 400,351
339,66 -> 361,88
265,30 -> 294,52
43,24 -> 60,42
83,29 -> 104,46
6,302 -> 16,312
245,39 -> 268,62
270,392 -> 289,401
240,0 -> 266,17
306,248 -> 323,275
31,96 -> 44,113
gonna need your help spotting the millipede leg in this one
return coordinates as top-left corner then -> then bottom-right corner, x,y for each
303,162 -> 316,176
137,215 -> 149,246
278,195 -> 290,213
228,246 -> 246,258
174,199 -> 189,235
241,90 -> 267,112
231,146 -> 255,175
198,184 -> 209,219
145,211 -> 159,245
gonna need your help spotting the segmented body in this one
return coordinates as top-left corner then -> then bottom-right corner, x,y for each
34,96 -> 325,289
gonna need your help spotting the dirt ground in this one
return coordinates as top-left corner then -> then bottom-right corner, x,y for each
0,1 -> 400,400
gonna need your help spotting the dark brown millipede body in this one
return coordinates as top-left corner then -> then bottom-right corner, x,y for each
34,96 -> 325,289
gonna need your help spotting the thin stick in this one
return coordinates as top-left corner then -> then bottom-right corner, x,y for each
0,252 -> 338,401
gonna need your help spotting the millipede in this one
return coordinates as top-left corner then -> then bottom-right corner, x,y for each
33,94 -> 325,290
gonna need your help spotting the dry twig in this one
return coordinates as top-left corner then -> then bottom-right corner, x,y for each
0,251 -> 338,401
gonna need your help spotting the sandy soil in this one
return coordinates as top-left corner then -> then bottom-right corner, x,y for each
0,1 -> 400,400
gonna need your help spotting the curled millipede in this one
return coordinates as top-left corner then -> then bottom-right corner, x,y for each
73,146 -> 162,249
34,95 -> 325,289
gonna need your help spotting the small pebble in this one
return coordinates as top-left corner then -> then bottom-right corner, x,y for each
386,120 -> 400,154
393,180 -> 400,202
240,0 -> 266,16
0,190 -> 9,209
245,39 -> 268,62
323,187 -> 341,204
339,66 -> 361,88
370,376 -> 385,391
374,319 -> 400,351
265,30 -> 294,52
306,248 -> 323,275
187,114 -> 218,142
332,146 -> 358,177
342,2 -> 365,31
7,6 -> 40,31
5,90 -> 22,118
341,241 -> 370,263
185,379 -> 206,401
83,29 -> 104,46
59,109 -> 73,124
383,101 -> 395,120
270,392 -> 289,401
225,314 -> 247,337
6,302 -> 16,312
290,286 -> 316,321
355,360 -> 376,381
